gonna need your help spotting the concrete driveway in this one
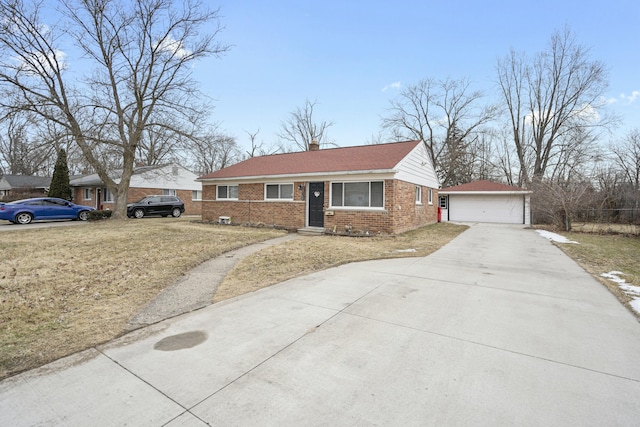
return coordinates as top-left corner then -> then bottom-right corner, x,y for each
2,223 -> 639,426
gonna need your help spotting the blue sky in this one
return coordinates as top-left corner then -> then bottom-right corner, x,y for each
194,0 -> 640,151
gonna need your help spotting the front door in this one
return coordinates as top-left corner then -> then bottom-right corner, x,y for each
308,182 -> 324,227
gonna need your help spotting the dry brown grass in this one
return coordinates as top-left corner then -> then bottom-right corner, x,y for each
0,219 -> 285,379
570,222 -> 640,235
214,222 -> 468,302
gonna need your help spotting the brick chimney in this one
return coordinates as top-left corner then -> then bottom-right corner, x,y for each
309,140 -> 320,151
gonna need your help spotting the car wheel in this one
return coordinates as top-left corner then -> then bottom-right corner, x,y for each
78,211 -> 90,221
133,208 -> 145,219
171,208 -> 182,218
15,212 -> 33,224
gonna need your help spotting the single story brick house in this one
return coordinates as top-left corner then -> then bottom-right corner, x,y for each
0,175 -> 51,199
69,163 -> 202,215
439,180 -> 532,224
197,140 -> 440,234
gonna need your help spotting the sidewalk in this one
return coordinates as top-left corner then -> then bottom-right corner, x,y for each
128,233 -> 300,329
1,224 -> 639,426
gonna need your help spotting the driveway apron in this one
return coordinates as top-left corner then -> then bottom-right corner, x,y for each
1,223 -> 639,426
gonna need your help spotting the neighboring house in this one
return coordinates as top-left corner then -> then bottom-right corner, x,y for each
439,180 -> 532,225
0,175 -> 51,199
69,164 -> 202,215
197,140 -> 440,234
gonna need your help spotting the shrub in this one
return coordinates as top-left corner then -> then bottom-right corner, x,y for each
88,210 -> 113,220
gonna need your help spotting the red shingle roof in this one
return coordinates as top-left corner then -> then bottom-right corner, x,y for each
440,180 -> 528,192
198,140 -> 422,180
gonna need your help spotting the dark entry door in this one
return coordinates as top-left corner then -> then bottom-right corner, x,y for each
308,182 -> 324,227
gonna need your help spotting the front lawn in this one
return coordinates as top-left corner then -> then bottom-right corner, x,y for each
1,219 -> 468,379
0,219 -> 285,378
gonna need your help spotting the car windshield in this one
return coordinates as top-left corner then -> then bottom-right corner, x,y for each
136,196 -> 161,203
8,199 -> 31,204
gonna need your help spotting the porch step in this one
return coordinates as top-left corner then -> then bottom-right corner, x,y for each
297,227 -> 325,236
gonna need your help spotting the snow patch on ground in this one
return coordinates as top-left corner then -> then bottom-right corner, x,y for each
600,271 -> 640,314
535,230 -> 579,244
629,300 -> 640,314
600,272 -> 627,285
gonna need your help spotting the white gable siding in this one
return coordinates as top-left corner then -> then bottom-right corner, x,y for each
393,142 -> 439,188
0,177 -> 10,191
129,165 -> 201,191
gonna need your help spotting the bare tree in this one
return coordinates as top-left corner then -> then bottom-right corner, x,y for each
183,127 -> 241,175
611,128 -> 640,191
278,99 -> 334,151
548,127 -> 601,182
244,128 -> 278,158
496,27 -> 613,186
245,129 -> 262,158
493,126 -> 519,186
135,127 -> 180,167
0,113 -> 54,175
0,0 -> 229,218
381,77 -> 497,186
471,132 -> 500,182
532,178 -> 591,231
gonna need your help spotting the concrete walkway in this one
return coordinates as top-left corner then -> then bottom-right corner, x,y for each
127,233 -> 300,329
2,223 -> 639,426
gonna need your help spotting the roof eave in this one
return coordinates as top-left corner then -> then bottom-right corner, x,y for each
197,169 -> 397,182
439,190 -> 533,195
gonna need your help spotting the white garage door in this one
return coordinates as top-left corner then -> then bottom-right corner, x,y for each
448,194 -> 524,224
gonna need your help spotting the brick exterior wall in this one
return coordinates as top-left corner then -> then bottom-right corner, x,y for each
321,180 -> 437,234
201,179 -> 438,234
201,181 -> 306,229
73,187 -> 201,215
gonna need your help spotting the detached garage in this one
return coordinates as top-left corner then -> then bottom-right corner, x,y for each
439,180 -> 532,225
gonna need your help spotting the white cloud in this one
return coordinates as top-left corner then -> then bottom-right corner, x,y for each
620,90 -> 640,104
574,103 -> 600,122
16,49 -> 67,75
3,19 -> 67,75
155,35 -> 191,59
382,81 -> 401,92
524,103 -> 600,125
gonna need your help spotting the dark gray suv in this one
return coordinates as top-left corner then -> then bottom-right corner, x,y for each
127,195 -> 185,219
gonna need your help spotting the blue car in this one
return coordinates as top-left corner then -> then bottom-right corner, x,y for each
0,198 -> 95,224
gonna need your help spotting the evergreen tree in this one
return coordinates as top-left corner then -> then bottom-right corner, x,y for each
49,149 -> 72,200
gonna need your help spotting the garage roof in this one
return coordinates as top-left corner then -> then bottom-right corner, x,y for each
440,180 -> 531,194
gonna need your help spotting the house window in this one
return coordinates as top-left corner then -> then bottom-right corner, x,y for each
415,186 -> 422,205
439,196 -> 448,209
163,189 -> 177,196
217,185 -> 238,200
428,188 -> 433,205
331,181 -> 384,208
192,190 -> 202,201
103,188 -> 114,203
83,188 -> 92,200
265,184 -> 293,200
